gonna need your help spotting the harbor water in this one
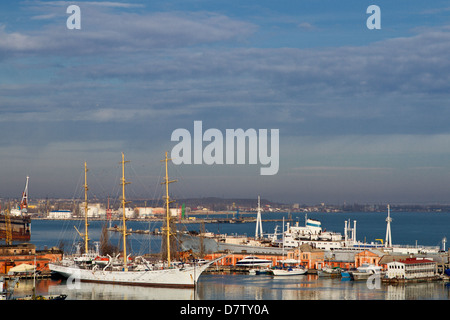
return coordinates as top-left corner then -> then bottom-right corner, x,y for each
17,211 -> 450,300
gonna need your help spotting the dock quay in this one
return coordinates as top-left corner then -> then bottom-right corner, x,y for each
204,264 -> 318,275
204,265 -> 253,274
381,275 -> 442,284
0,271 -> 52,280
177,217 -> 291,224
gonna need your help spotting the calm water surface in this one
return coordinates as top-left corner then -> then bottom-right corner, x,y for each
20,273 -> 450,300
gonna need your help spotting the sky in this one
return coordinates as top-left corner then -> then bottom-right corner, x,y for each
1,0 -> 450,204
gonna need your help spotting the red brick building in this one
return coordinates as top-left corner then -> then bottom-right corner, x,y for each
355,250 -> 383,268
0,243 -> 63,275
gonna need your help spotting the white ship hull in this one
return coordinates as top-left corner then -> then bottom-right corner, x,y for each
271,268 -> 307,276
49,262 -> 212,288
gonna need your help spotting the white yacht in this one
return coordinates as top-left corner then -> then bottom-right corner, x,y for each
271,267 -> 307,276
236,256 -> 272,267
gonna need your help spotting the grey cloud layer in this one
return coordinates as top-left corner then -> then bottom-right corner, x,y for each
2,15 -> 449,136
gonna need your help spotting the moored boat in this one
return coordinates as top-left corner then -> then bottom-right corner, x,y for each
318,266 -> 343,277
248,267 -> 272,275
356,263 -> 383,273
236,256 -> 273,267
341,270 -> 354,280
342,264 -> 384,281
17,293 -> 68,300
271,266 -> 307,276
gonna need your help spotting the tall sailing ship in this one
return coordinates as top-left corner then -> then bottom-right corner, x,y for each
0,176 -> 31,242
49,152 -> 219,288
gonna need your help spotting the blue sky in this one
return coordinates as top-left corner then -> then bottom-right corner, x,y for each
1,0 -> 450,204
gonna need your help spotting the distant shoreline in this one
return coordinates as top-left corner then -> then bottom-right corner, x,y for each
28,208 -> 450,223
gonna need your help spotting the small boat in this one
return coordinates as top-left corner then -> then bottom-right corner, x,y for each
341,265 -> 384,281
351,264 -> 384,281
17,294 -> 68,300
357,263 -> 382,274
318,266 -> 342,277
341,270 -> 354,280
255,268 -> 272,275
248,268 -> 272,275
236,256 -> 273,267
271,266 -> 307,276
351,272 -> 374,281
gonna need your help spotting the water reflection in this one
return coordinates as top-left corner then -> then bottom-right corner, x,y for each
53,281 -> 195,300
195,274 -> 450,300
11,274 -> 450,300
15,278 -> 195,300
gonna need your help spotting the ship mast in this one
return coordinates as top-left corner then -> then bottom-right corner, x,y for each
83,162 -> 89,254
161,152 -> 176,266
120,152 -> 130,271
74,163 -> 90,254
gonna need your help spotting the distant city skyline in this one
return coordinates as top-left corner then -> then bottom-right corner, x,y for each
1,1 -> 450,204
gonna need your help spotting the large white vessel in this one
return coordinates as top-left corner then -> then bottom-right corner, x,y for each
280,212 -> 440,254
186,205 -> 440,256
281,216 -> 374,251
49,260 -> 212,288
50,152 -> 219,288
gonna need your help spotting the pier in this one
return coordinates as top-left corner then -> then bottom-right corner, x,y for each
180,217 -> 291,224
1,271 -> 52,280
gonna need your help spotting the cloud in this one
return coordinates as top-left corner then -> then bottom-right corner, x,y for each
0,9 -> 257,57
28,1 -> 145,9
297,22 -> 315,30
31,13 -> 57,20
2,23 -> 450,139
